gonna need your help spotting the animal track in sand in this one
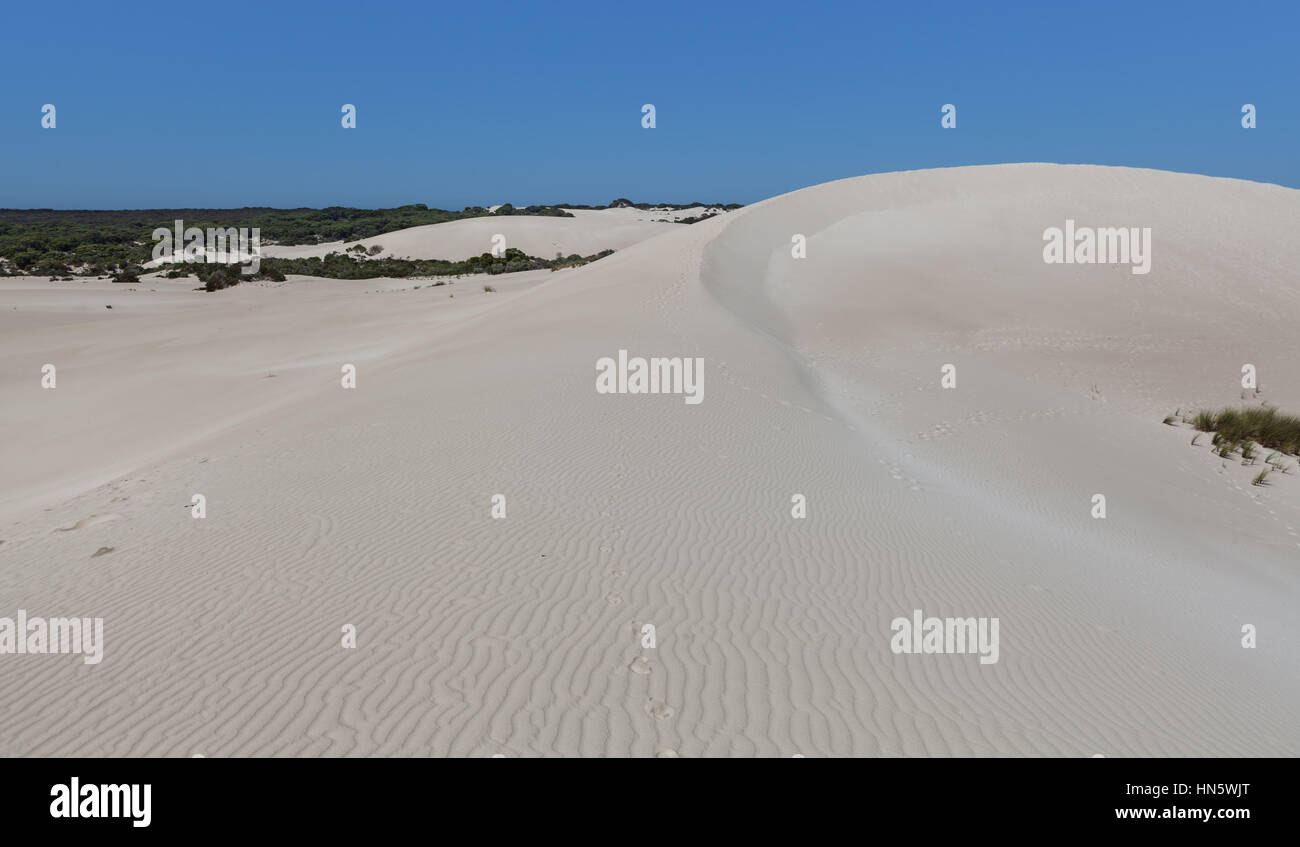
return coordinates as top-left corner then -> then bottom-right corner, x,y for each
630,656 -> 652,675
878,459 -> 923,490
52,514 -> 121,533
606,593 -> 623,606
645,699 -> 674,720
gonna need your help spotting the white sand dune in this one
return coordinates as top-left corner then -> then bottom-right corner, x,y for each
1,164 -> 1298,756
256,207 -> 706,263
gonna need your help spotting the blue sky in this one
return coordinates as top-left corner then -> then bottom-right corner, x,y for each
0,0 -> 1294,209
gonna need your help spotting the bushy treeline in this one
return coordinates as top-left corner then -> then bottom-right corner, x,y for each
0,197 -> 736,277
559,198 -> 743,211
0,203 -> 575,276
190,247 -> 615,288
464,204 -> 573,217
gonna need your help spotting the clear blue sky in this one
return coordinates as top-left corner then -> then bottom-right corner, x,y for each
1,0 -> 1294,209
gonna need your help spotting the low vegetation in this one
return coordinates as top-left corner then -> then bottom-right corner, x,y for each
1172,404 -> 1300,480
559,198 -> 742,212
0,199 -> 738,279
191,262 -> 285,291
0,204 -> 567,277
183,246 -> 615,289
248,247 -> 613,282
1187,405 -> 1300,456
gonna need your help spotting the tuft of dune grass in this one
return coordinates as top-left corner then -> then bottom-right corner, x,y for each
1187,405 -> 1300,456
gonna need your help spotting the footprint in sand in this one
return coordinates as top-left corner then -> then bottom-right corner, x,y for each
630,656 -> 652,675
606,593 -> 624,606
656,748 -> 679,758
645,699 -> 674,720
53,514 -> 121,533
91,546 -> 115,558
